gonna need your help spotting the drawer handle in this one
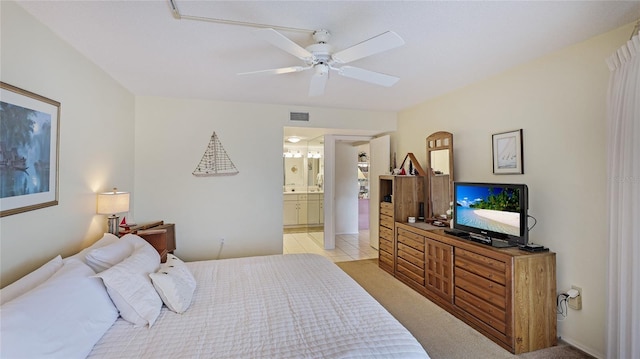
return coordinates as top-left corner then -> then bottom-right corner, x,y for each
488,284 -> 493,288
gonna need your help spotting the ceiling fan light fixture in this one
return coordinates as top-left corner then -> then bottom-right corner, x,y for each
240,27 -> 405,96
315,64 -> 329,76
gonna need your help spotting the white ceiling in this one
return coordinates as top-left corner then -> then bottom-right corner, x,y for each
15,1 -> 640,114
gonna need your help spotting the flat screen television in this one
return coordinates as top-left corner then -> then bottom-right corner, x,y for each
452,182 -> 529,247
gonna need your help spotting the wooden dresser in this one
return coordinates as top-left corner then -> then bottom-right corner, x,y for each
392,222 -> 557,354
378,201 -> 395,273
378,175 -> 424,275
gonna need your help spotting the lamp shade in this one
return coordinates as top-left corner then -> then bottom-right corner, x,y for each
97,189 -> 130,215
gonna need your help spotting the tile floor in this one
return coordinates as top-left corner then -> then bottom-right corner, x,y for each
283,229 -> 378,262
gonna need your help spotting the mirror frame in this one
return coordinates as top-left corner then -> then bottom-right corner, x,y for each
426,131 -> 454,221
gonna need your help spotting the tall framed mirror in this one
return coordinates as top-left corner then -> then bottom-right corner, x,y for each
426,131 -> 454,221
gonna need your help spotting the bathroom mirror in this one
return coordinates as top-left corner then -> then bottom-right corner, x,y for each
307,158 -> 320,186
283,135 -> 324,192
426,131 -> 454,220
283,157 -> 304,187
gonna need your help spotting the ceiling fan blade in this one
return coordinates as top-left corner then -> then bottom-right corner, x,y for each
253,28 -> 314,61
309,72 -> 328,96
238,66 -> 307,76
337,66 -> 399,87
332,31 -> 404,64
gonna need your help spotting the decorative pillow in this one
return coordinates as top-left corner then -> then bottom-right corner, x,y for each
86,239 -> 135,273
0,259 -> 118,358
149,254 -> 196,313
64,233 -> 120,264
95,241 -> 162,327
0,255 -> 63,305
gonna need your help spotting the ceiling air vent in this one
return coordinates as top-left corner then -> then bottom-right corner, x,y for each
290,112 -> 309,122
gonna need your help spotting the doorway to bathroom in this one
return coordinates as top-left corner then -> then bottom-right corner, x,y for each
282,129 -> 383,262
282,135 -> 324,242
282,134 -> 329,257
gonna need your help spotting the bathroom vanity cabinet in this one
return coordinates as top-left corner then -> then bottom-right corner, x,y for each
283,193 -> 324,227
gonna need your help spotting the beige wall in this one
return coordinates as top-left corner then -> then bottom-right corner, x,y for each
394,23 -> 635,358
133,97 -> 395,261
0,2 -> 135,286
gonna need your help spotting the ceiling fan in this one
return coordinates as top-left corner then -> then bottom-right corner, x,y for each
238,28 -> 405,96
167,0 -> 404,97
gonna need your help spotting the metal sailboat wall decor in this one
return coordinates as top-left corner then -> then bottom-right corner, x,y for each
192,131 -> 239,176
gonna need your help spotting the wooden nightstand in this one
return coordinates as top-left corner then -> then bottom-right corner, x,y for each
130,221 -> 176,262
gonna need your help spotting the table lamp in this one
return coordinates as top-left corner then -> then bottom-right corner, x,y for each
97,188 -> 130,236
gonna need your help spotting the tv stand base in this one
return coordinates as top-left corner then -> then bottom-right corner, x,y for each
390,223 -> 557,354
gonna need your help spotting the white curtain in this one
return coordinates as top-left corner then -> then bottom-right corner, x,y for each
606,34 -> 640,359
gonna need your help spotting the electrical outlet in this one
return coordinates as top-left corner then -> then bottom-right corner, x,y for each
568,285 -> 582,310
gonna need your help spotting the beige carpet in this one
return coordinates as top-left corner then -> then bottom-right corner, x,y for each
335,259 -> 595,359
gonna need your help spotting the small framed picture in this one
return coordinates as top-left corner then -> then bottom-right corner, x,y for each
492,129 -> 523,174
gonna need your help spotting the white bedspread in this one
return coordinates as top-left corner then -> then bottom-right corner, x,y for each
89,253 -> 429,358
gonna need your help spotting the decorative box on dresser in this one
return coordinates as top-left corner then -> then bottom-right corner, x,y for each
378,175 -> 424,275
394,223 -> 556,354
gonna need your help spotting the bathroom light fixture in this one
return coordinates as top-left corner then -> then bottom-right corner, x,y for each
97,188 -> 130,236
287,136 -> 301,143
293,151 -> 302,158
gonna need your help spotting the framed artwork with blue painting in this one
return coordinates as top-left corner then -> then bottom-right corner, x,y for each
1,82 -> 60,217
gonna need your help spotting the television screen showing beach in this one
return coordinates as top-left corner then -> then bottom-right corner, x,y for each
456,186 -> 520,236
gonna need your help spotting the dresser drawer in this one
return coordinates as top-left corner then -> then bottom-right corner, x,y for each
397,232 -> 425,252
380,202 -> 394,216
456,290 -> 507,335
379,250 -> 394,266
379,237 -> 393,254
397,258 -> 425,285
380,214 -> 394,229
380,226 -> 394,242
455,267 -> 506,309
398,243 -> 425,268
455,249 -> 506,285
397,227 -> 423,241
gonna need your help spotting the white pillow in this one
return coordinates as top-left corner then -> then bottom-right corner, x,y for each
86,239 -> 135,273
0,259 -> 118,358
120,233 -> 154,250
95,241 -> 162,327
149,254 -> 196,313
64,233 -> 120,264
0,255 -> 63,305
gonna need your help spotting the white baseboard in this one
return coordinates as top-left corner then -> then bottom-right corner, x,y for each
559,336 -> 603,359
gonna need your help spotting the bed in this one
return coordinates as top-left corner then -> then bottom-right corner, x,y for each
0,233 -> 429,359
